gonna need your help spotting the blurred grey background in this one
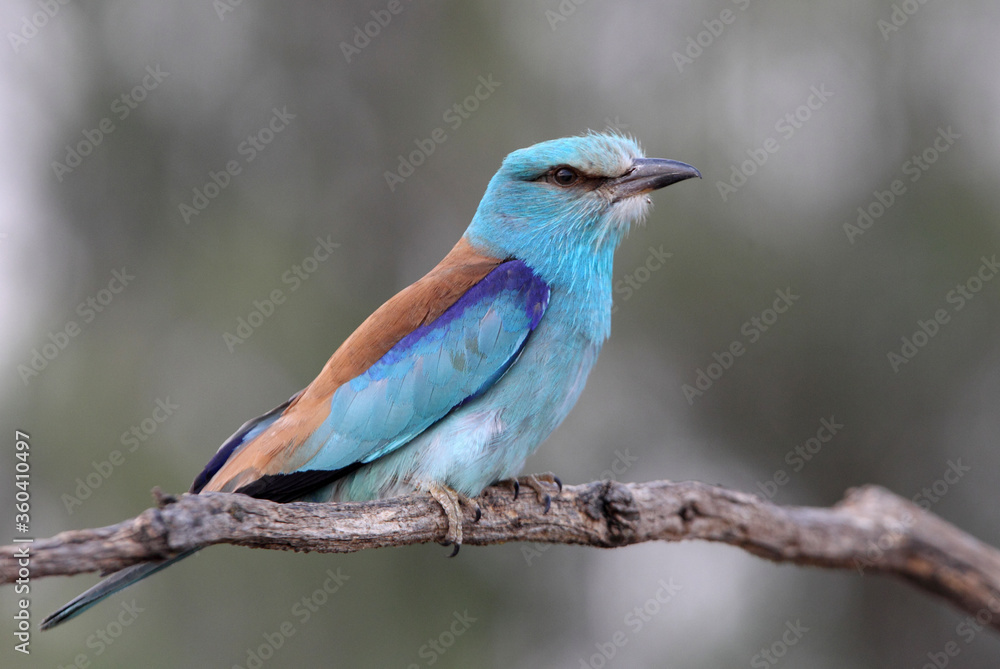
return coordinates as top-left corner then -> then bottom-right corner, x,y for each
2,1 -> 1000,667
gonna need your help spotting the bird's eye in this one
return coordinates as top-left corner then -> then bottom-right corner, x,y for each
551,167 -> 579,187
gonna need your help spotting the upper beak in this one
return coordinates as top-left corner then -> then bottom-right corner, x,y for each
607,158 -> 701,202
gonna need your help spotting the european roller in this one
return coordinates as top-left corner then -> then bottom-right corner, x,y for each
42,132 -> 699,630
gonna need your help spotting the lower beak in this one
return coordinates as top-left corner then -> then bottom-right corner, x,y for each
608,158 -> 701,202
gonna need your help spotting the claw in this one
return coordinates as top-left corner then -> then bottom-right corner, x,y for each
426,483 -> 479,555
501,472 -> 562,514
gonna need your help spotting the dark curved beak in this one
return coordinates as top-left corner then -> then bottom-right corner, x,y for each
608,158 -> 701,202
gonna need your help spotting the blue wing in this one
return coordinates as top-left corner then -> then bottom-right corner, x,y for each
290,259 -> 549,474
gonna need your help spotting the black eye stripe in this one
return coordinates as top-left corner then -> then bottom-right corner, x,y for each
530,166 -> 607,191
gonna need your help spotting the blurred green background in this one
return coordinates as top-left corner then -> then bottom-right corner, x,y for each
3,1 -> 1000,667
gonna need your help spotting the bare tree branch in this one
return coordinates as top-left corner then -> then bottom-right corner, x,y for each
4,480 -> 1000,632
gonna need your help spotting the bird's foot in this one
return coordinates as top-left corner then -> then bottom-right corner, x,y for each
426,482 -> 481,557
502,472 -> 563,513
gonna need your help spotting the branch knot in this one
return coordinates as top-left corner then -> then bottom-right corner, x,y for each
578,480 -> 639,546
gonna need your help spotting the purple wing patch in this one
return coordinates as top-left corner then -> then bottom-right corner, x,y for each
380,259 -> 549,365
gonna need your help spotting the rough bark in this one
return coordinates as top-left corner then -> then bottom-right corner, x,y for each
3,480 -> 999,632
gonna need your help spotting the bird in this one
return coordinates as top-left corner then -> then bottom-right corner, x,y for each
41,131 -> 699,630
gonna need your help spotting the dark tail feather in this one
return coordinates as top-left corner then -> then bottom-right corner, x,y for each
40,550 -> 198,631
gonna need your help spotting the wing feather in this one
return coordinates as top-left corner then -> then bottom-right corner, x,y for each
197,240 -> 549,503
